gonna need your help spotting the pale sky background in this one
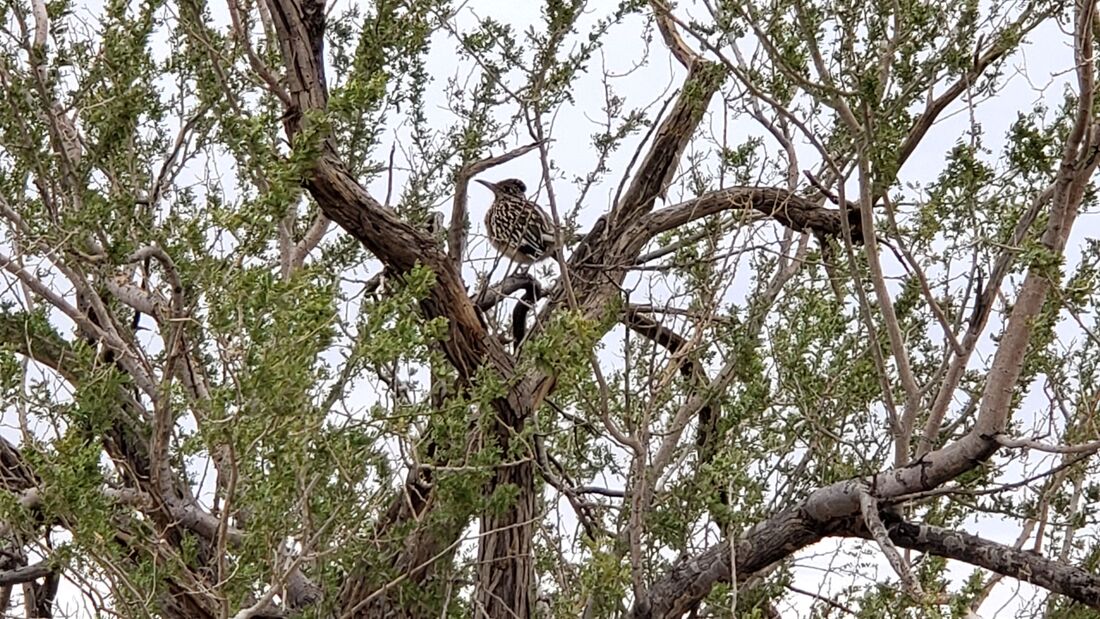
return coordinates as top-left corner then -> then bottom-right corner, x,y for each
1,0 -> 1094,616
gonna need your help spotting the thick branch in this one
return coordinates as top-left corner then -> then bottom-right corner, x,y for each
876,521 -> 1100,608
473,272 -> 546,312
0,563 -> 49,587
262,0 -> 517,396
636,490 -> 1100,618
634,83 -> 1094,611
649,0 -> 699,69
860,491 -> 923,599
0,313 -> 244,618
529,58 -> 728,372
630,508 -> 822,618
640,186 -> 863,245
260,0 -> 541,614
611,62 -> 726,227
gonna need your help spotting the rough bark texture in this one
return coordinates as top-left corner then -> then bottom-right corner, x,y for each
475,462 -> 536,617
0,0 -> 1082,615
525,59 -> 728,402
259,0 -> 738,612
628,3 -> 1100,612
639,186 -> 865,244
632,511 -> 1100,618
630,2 -> 1100,613
879,521 -> 1100,607
631,509 -> 824,618
0,317 -> 224,619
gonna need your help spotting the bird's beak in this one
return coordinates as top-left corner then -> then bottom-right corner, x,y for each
474,179 -> 497,192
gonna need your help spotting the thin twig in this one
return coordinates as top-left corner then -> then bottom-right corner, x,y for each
860,489 -> 924,600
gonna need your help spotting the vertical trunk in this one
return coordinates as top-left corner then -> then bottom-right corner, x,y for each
476,458 -> 535,617
474,388 -> 537,617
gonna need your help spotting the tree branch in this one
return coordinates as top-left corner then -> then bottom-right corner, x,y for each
632,5 -> 1100,603
259,0 -> 544,613
640,186 -> 863,245
874,520 -> 1100,608
473,272 -> 546,313
893,5 -> 1048,171
649,0 -> 699,69
860,490 -> 924,600
622,308 -> 718,461
0,562 -> 50,588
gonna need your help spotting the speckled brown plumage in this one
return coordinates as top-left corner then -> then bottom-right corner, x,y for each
476,178 -> 558,264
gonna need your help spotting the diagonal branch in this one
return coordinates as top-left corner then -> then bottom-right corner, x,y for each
262,0 -> 514,391
258,0 -> 544,614
894,4 -> 1050,172
869,520 -> 1100,608
529,58 -> 728,360
610,61 -> 726,227
622,308 -> 718,461
649,0 -> 699,69
860,490 -> 924,600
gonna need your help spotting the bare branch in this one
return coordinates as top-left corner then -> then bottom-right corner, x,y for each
893,7 -> 1050,171
291,212 -> 331,271
649,0 -> 699,69
995,434 -> 1100,455
225,0 -> 292,105
622,308 -> 718,458
127,245 -> 185,315
917,184 -> 1054,457
860,490 -> 924,600
610,62 -> 725,226
30,0 -> 47,50
473,272 -> 546,312
0,253 -> 158,399
876,520 -> 1100,608
640,186 -> 863,244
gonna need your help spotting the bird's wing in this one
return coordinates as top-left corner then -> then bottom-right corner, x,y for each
516,203 -> 557,258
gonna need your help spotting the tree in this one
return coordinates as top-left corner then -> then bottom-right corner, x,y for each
0,0 -> 1098,615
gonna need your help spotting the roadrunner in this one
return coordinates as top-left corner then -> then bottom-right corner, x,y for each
476,178 -> 559,265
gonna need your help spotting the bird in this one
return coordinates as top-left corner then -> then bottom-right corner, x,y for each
476,178 -> 559,265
